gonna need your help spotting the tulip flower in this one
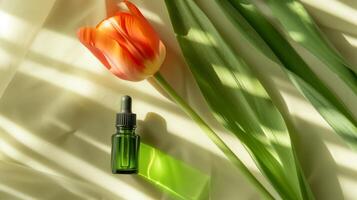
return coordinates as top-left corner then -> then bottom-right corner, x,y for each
77,1 -> 272,198
77,0 -> 166,81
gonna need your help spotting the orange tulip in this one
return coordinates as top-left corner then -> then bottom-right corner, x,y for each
77,0 -> 166,81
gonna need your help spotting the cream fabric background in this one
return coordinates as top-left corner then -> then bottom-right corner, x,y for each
0,0 -> 356,199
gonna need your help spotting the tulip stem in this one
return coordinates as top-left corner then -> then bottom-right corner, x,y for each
153,72 -> 274,200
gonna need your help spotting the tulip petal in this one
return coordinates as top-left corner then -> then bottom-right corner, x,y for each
123,0 -> 146,21
77,27 -> 112,71
78,27 -> 141,81
96,19 -> 126,45
119,14 -> 157,58
123,1 -> 160,54
97,13 -> 160,62
93,29 -> 147,81
78,1 -> 166,82
143,41 -> 166,76
97,15 -> 147,63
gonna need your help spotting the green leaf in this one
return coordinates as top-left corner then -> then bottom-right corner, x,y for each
217,0 -> 357,150
266,0 -> 357,148
164,0 -> 311,199
266,0 -> 357,91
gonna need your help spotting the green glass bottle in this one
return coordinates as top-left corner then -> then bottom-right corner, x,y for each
111,95 -> 140,174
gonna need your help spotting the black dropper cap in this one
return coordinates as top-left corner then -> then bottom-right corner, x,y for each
116,95 -> 136,128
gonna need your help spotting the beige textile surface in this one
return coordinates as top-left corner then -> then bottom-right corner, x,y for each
0,0 -> 356,199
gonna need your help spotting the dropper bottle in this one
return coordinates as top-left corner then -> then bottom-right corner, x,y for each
111,95 -> 140,174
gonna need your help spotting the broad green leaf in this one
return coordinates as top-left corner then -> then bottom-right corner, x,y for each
266,0 -> 357,148
217,0 -> 357,150
266,0 -> 357,91
165,0 -> 310,199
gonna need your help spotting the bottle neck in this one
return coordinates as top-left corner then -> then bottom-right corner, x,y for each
116,126 -> 136,135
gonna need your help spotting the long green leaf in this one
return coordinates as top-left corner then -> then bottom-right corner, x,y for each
217,0 -> 357,149
164,0 -> 311,199
266,0 -> 357,89
266,0 -> 357,148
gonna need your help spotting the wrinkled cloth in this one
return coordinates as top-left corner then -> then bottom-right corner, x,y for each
0,0 -> 356,199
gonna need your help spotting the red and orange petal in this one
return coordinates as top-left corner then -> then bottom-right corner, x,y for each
142,41 -> 166,76
77,27 -> 112,71
117,14 -> 158,58
78,27 -> 150,80
123,0 -> 158,39
78,1 -> 165,81
100,14 -> 159,58
93,29 -> 148,81
96,18 -> 127,47
98,15 -> 145,62
121,1 -> 160,53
